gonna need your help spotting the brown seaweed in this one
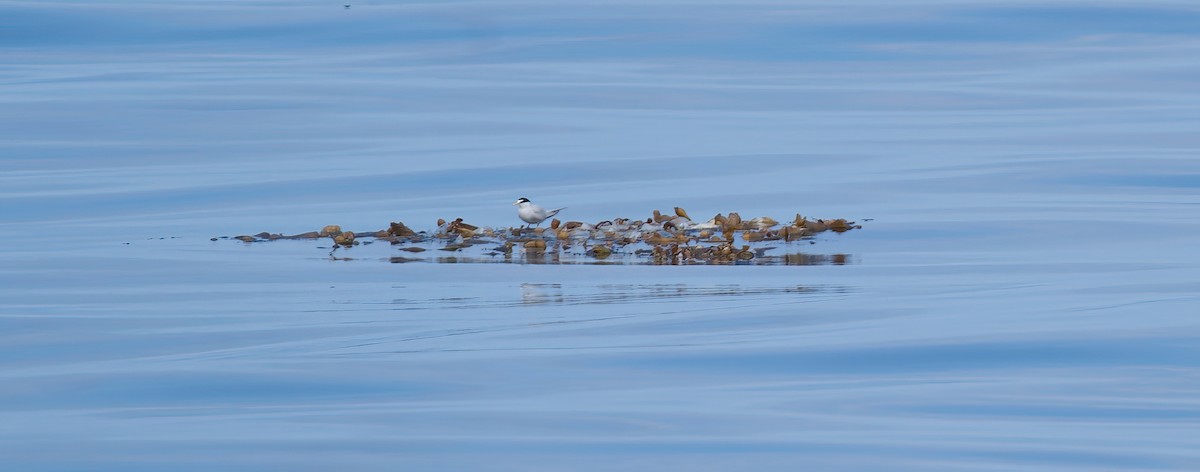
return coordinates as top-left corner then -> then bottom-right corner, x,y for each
224,206 -> 860,265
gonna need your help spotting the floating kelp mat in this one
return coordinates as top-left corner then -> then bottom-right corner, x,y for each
219,207 -> 861,266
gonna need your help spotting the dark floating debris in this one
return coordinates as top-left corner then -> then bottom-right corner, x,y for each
388,221 -> 417,238
224,206 -> 861,265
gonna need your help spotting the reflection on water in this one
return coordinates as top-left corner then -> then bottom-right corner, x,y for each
780,253 -> 850,265
518,282 -> 838,305
391,283 -> 844,308
382,243 -> 853,266
520,283 -> 563,304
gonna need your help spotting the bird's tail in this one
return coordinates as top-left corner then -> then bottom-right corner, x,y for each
546,208 -> 565,218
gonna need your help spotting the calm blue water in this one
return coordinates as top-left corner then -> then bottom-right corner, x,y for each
3,1 -> 1200,470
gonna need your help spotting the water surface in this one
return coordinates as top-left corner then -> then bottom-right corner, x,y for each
2,1 -> 1200,470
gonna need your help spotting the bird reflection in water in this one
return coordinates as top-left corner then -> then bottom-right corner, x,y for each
521,283 -> 564,304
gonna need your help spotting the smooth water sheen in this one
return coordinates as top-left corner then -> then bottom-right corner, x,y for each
3,1 -> 1200,470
